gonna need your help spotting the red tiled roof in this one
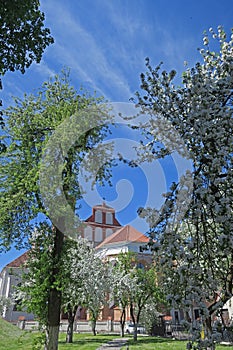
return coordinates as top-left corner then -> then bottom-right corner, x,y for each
6,251 -> 29,268
96,225 -> 149,249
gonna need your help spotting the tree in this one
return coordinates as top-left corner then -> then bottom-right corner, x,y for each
129,265 -> 163,341
0,0 -> 54,147
59,237 -> 106,342
139,300 -> 164,335
0,0 -> 53,75
110,252 -> 138,337
0,296 -> 12,316
17,224 -> 55,338
0,71 -> 110,350
136,26 -> 233,349
111,252 -> 163,341
80,251 -> 110,336
18,230 -> 103,344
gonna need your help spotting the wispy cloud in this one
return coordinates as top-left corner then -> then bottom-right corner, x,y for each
33,59 -> 56,79
41,0 -> 134,101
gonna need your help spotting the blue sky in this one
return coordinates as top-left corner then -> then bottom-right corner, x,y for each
1,0 -> 233,269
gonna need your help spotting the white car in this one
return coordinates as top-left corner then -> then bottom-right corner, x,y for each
125,323 -> 146,334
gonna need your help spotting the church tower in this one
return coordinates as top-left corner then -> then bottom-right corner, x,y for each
82,202 -> 122,246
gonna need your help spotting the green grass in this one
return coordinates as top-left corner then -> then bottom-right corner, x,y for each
0,317 -> 36,350
127,336 -> 232,349
0,318 -> 232,350
58,333 -> 118,350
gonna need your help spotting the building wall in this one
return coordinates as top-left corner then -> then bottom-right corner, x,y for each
82,204 -> 122,247
0,267 -> 34,322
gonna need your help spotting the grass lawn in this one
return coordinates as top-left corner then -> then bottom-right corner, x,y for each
0,318 -> 232,350
128,336 -> 232,349
58,333 -> 118,350
0,317 -> 36,350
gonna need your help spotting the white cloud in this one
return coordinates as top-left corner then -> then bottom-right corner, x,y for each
32,59 -> 56,79
41,0 -> 133,100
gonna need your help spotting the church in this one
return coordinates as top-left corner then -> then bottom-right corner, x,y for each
0,203 -> 152,323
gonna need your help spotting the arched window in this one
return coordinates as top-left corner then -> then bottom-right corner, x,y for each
106,212 -> 113,225
84,226 -> 92,241
95,227 -> 103,242
106,228 -> 113,237
95,210 -> 102,223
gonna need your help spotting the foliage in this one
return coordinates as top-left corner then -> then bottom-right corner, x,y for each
0,0 -> 53,75
17,224 -> 54,327
136,26 -> 233,349
60,236 -> 110,338
1,71 -> 110,350
59,237 -> 93,313
0,69 -> 107,249
129,263 -> 164,341
0,296 -> 12,315
110,252 -> 164,341
79,251 -> 110,336
0,0 -> 54,137
110,252 -> 138,337
18,230 -> 110,340
138,300 -> 163,335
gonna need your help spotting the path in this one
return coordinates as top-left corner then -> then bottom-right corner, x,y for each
96,337 -> 129,350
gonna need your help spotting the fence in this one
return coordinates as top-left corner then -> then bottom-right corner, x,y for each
152,321 -> 189,339
18,319 -> 122,333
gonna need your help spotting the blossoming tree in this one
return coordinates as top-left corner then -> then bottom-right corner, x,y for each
110,252 -> 164,341
19,230 -> 110,343
136,26 -> 233,349
60,237 -> 110,339
110,252 -> 138,337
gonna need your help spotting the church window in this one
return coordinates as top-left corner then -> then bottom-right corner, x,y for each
84,226 -> 92,241
95,210 -> 102,223
95,227 -> 103,242
106,212 -> 113,224
106,228 -> 113,237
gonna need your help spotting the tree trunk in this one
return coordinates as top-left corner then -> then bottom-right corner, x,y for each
45,326 -> 60,350
91,319 -> 97,336
129,301 -> 137,341
133,324 -> 138,341
66,319 -> 74,343
120,308 -> 126,337
46,226 -> 64,350
66,306 -> 78,343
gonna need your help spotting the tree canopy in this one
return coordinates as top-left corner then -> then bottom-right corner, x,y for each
0,0 -> 54,151
0,0 -> 53,75
110,252 -> 164,341
0,71 -> 109,350
0,71 -> 108,250
136,26 -> 233,349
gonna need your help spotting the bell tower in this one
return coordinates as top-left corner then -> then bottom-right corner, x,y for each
83,202 -> 122,246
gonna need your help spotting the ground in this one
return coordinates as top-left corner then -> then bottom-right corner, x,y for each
0,318 -> 231,350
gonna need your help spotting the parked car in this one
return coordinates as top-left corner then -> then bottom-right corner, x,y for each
125,323 -> 146,334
